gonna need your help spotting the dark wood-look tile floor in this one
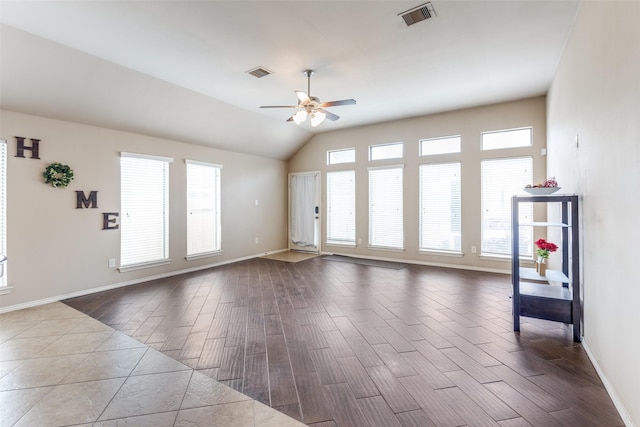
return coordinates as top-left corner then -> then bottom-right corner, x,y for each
63,257 -> 624,427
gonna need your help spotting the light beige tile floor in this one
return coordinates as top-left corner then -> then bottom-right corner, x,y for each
260,251 -> 318,263
0,302 -> 306,427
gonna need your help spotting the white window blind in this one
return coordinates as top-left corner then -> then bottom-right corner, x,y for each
369,166 -> 403,250
326,170 -> 355,245
186,160 -> 221,258
481,156 -> 533,257
0,140 -> 6,288
120,153 -> 172,270
419,162 -> 462,253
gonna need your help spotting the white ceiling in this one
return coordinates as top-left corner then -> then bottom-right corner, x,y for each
0,1 -> 580,160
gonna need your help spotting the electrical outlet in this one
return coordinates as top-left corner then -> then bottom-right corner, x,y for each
357,238 -> 362,245
255,199 -> 259,206
471,245 -> 477,254
108,258 -> 116,268
255,237 -> 259,244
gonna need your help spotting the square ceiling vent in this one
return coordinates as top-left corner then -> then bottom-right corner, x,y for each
399,2 -> 437,26
246,67 -> 272,78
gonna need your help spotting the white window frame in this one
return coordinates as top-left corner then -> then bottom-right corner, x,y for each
326,170 -> 356,246
368,165 -> 404,251
120,152 -> 173,272
186,160 -> 222,260
419,162 -> 462,255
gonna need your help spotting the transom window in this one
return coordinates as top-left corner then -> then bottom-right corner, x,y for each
481,127 -> 532,151
327,148 -> 355,165
419,135 -> 461,156
369,142 -> 403,161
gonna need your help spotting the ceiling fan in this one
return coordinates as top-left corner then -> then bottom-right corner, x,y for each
260,70 -> 356,127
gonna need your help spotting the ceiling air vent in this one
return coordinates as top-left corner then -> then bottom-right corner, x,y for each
246,67 -> 272,78
399,2 -> 436,27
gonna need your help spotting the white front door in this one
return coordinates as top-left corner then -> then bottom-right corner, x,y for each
289,172 -> 320,253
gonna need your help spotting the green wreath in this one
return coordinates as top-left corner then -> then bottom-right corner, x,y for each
43,162 -> 74,188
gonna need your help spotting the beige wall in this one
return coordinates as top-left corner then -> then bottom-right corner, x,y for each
0,110 -> 288,310
289,97 -> 547,271
547,2 -> 639,425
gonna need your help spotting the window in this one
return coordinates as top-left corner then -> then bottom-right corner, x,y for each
482,127 -> 532,151
120,153 -> 172,271
369,142 -> 403,161
419,162 -> 461,253
369,166 -> 403,249
186,160 -> 222,259
327,148 -> 355,165
326,170 -> 356,245
0,140 -> 6,289
420,135 -> 461,156
481,156 -> 533,257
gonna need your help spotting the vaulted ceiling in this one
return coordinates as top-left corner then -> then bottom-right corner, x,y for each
0,1 -> 580,160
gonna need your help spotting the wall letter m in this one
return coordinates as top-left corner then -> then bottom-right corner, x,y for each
76,191 -> 98,209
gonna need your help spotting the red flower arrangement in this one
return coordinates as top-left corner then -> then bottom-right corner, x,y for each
535,238 -> 558,260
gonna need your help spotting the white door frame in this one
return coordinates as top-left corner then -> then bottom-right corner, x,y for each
288,171 -> 321,253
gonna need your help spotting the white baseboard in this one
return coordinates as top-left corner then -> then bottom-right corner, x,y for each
323,251 -> 511,275
582,337 -> 635,427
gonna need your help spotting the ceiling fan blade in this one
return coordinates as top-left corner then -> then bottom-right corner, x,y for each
318,108 -> 340,121
318,99 -> 356,108
260,105 -> 298,109
295,91 -> 310,104
286,116 -> 294,122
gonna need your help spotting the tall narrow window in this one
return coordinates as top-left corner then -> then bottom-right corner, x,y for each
369,166 -> 403,250
186,160 -> 221,259
419,162 -> 461,253
0,140 -> 6,288
326,170 -> 355,245
481,156 -> 533,257
120,153 -> 172,271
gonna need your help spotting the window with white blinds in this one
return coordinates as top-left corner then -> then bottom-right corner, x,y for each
481,156 -> 533,257
0,140 -> 7,288
369,165 -> 403,250
326,170 -> 355,245
419,162 -> 462,253
120,153 -> 172,270
186,160 -> 221,259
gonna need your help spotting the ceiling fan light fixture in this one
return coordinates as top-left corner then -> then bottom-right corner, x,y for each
310,111 -> 326,127
293,110 -> 307,124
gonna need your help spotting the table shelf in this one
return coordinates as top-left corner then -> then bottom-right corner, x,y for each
511,194 -> 581,342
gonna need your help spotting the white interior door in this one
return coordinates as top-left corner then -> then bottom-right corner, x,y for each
289,172 -> 320,253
